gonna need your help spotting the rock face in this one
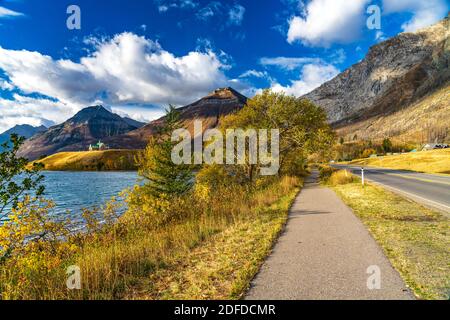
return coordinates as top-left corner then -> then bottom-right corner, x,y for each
18,88 -> 247,160
17,106 -> 141,160
305,17 -> 449,126
102,87 -> 247,150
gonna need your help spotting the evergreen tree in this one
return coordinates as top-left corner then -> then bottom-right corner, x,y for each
136,106 -> 193,197
382,138 -> 393,153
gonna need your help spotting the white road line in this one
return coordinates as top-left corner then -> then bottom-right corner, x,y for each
365,178 -> 450,212
334,165 -> 450,212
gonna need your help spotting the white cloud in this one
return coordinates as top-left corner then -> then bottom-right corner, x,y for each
0,6 -> 23,18
158,5 -> 169,12
329,49 -> 346,64
271,63 -> 339,96
0,33 -> 230,106
0,94 -> 70,133
287,0 -> 370,47
197,6 -> 215,20
111,106 -> 165,124
239,70 -> 268,79
0,32 -> 237,131
228,4 -> 246,26
383,0 -> 448,32
194,2 -> 246,26
375,31 -> 386,41
0,79 -> 13,90
156,0 -> 198,12
260,56 -> 322,70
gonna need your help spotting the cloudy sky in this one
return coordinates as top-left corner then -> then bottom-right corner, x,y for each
0,0 -> 448,132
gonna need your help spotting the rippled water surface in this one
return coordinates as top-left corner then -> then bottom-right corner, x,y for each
39,171 -> 139,220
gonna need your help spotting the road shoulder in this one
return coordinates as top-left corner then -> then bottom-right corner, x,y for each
332,180 -> 449,300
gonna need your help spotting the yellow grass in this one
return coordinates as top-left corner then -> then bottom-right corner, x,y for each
126,186 -> 299,300
31,150 -> 141,171
346,149 -> 450,174
0,176 -> 301,300
328,170 -> 355,186
332,182 -> 450,300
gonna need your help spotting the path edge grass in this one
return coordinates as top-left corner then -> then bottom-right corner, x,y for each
129,181 -> 302,300
329,177 -> 449,300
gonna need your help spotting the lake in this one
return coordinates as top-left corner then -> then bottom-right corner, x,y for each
39,171 -> 139,221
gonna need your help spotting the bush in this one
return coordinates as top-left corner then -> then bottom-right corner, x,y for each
361,148 -> 376,158
382,138 -> 393,153
318,165 -> 336,181
329,170 -> 355,186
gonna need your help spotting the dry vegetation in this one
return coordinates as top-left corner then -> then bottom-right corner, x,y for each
328,169 -> 355,186
346,149 -> 450,174
0,91 -> 333,300
336,84 -> 450,146
0,176 -> 301,300
31,150 -> 140,171
127,183 -> 299,300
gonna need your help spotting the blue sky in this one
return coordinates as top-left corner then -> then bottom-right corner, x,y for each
0,0 -> 448,132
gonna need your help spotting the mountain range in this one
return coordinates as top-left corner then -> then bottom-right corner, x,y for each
0,124 -> 47,150
14,17 -> 450,160
17,106 -> 145,160
17,88 -> 247,160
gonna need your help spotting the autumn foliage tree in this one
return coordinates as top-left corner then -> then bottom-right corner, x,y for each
0,134 -> 45,220
219,90 -> 335,180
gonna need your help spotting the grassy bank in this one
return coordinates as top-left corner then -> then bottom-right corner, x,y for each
0,176 -> 301,300
129,189 -> 298,300
344,149 -> 450,174
31,149 -> 141,171
330,178 -> 449,299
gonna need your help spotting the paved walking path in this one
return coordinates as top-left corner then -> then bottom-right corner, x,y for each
246,171 -> 414,300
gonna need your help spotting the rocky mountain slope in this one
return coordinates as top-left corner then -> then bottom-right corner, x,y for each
17,106 -> 142,160
305,17 -> 449,134
102,87 -> 247,149
336,83 -> 450,144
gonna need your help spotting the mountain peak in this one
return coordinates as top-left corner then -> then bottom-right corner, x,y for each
305,17 -> 449,125
1,124 -> 47,137
17,105 -> 142,160
203,87 -> 248,104
205,87 -> 243,99
105,88 -> 249,150
67,105 -> 127,126
71,105 -> 111,119
17,88 -> 249,159
0,124 -> 47,149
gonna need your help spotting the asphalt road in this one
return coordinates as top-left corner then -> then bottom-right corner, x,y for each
332,164 -> 450,213
332,164 -> 450,214
246,172 -> 414,300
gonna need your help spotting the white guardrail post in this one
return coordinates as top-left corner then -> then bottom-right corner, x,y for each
361,167 -> 365,186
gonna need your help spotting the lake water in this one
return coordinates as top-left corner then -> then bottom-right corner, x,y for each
39,171 -> 139,221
